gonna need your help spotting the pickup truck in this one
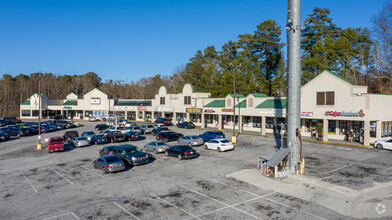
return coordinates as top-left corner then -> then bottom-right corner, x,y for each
109,126 -> 130,134
48,137 -> 65,153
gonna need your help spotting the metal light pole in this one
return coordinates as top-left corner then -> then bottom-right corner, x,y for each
287,0 -> 302,173
36,79 -> 42,150
230,63 -> 236,143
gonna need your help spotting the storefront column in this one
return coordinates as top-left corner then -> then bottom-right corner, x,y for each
376,120 -> 382,139
201,113 -> 205,128
61,110 -> 64,116
82,110 -> 85,120
173,112 -> 177,125
364,120 -> 370,146
161,112 -> 164,117
186,113 -> 190,122
126,111 -> 129,121
218,114 -> 222,130
261,116 -> 266,135
142,111 -> 145,121
322,119 -> 329,142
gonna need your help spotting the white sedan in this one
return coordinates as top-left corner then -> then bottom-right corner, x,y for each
374,139 -> 392,150
204,138 -> 234,152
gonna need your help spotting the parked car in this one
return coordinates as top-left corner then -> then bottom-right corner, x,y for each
109,126 -> 130,134
48,137 -> 65,153
178,135 -> 204,146
144,141 -> 170,154
107,131 -> 126,143
56,120 -> 75,129
204,138 -> 234,152
0,119 -> 6,127
95,124 -> 109,131
177,121 -> 196,129
70,136 -> 90,147
99,146 -> 116,156
19,127 -> 31,136
151,126 -> 169,135
93,155 -> 125,174
66,120 -> 81,127
165,145 -> 197,160
89,117 -> 100,122
153,123 -> 167,129
124,121 -> 137,128
0,127 -> 21,137
154,117 -> 173,126
140,124 -> 154,134
374,139 -> 392,150
27,127 -> 39,135
90,134 -> 109,145
124,131 -> 142,141
81,131 -> 96,141
112,145 -> 149,166
3,116 -> 21,125
199,131 -> 225,141
63,130 -> 79,144
156,131 -> 183,142
128,126 -> 143,134
0,130 -> 10,141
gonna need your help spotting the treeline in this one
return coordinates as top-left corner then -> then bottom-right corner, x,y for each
1,5 -> 392,117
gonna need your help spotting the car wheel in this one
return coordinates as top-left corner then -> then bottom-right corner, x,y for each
204,144 -> 208,150
48,149 -> 53,153
164,138 -> 169,142
154,149 -> 157,154
188,143 -> 192,147
217,147 -> 222,152
102,167 -> 107,174
178,154 -> 183,160
144,146 -> 147,152
376,144 -> 383,149
165,151 -> 169,156
93,163 -> 97,169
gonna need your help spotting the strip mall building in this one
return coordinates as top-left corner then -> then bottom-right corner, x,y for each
20,71 -> 392,146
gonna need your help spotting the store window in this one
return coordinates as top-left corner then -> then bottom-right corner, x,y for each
184,96 -> 191,105
266,117 -> 274,128
317,91 -> 334,105
243,116 -> 251,127
370,121 -> 377,138
381,121 -> 392,137
328,120 -> 336,134
253,117 -> 261,127
22,110 -> 31,117
32,110 -> 39,117
160,97 -> 165,105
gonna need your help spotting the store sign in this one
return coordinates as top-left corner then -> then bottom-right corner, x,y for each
63,106 -> 72,109
324,109 -> 365,117
300,112 -> 313,117
154,107 -> 160,112
222,108 -> 234,112
204,109 -> 215,113
186,108 -> 202,113
137,106 -> 147,110
114,106 -> 124,110
163,108 -> 173,112
90,98 -> 101,105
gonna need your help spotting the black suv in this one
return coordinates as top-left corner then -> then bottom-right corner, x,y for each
154,117 -> 173,126
63,130 -> 79,144
177,121 -> 195,129
3,117 -> 21,125
112,145 -> 149,166
95,124 -> 109,131
156,131 -> 183,142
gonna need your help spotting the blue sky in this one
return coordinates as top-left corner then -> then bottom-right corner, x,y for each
0,0 -> 386,81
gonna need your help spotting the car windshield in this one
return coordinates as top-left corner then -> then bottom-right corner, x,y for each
50,139 -> 62,143
215,132 -> 223,135
180,146 -> 193,151
221,140 -> 230,143
157,142 -> 166,146
105,156 -> 121,163
96,135 -> 105,138
134,126 -> 140,129
191,136 -> 199,139
125,147 -> 140,154
113,131 -> 122,135
147,125 -> 154,128
85,131 -> 94,135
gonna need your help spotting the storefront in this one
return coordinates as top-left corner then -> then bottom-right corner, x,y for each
186,108 -> 203,123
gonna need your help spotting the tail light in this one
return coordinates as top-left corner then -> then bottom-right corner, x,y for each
77,141 -> 81,143
158,147 -> 162,149
122,162 -> 125,166
106,138 -> 108,141
221,144 -> 227,146
113,136 -> 116,139
194,140 -> 197,143
184,152 -> 189,155
109,152 -> 113,155
107,164 -> 112,169
194,150 -> 197,153
167,145 -> 171,148
131,136 -> 135,137
159,135 -> 163,137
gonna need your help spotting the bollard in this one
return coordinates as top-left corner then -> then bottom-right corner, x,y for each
36,143 -> 42,150
231,135 -> 236,143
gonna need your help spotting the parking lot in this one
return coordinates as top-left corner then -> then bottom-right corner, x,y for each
0,121 -> 391,219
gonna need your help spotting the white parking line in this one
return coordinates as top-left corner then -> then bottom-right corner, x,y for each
210,179 -> 327,220
181,185 -> 262,220
211,179 -> 260,197
113,201 -> 141,220
72,161 -> 105,178
46,164 -> 74,185
150,193 -> 202,220
21,173 -> 38,193
323,163 -> 355,175
42,212 -> 79,220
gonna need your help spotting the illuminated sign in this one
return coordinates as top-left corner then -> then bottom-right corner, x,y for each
204,109 -> 215,113
137,106 -> 147,110
221,108 -> 234,112
300,112 -> 313,117
324,109 -> 365,117
90,98 -> 101,105
186,108 -> 202,113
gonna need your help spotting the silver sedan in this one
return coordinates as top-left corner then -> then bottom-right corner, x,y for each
177,135 -> 204,146
144,141 -> 170,154
71,137 -> 90,147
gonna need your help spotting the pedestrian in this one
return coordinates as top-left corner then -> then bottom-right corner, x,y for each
349,129 -> 354,143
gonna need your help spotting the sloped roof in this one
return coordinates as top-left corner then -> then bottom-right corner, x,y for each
256,99 -> 286,109
204,100 -> 225,108
62,100 -> 78,106
21,100 -> 30,105
235,100 -> 247,108
250,93 -> 268,97
229,94 -> 246,98
115,100 -> 152,106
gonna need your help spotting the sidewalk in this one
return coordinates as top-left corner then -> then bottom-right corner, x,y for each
227,168 -> 392,219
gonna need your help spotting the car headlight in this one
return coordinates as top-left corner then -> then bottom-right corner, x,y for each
131,157 -> 136,161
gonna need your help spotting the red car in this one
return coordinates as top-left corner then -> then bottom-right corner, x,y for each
48,137 -> 64,153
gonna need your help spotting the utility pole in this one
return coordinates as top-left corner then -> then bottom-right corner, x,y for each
36,79 -> 42,150
287,0 -> 302,173
230,63 -> 237,143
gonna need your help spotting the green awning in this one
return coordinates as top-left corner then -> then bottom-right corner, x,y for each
62,100 -> 78,106
21,100 -> 30,105
229,94 -> 245,98
204,100 -> 225,108
115,100 -> 152,106
235,100 -> 247,108
256,99 -> 286,109
250,93 -> 268,97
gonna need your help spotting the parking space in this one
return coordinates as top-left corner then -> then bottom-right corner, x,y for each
0,121 -> 390,219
